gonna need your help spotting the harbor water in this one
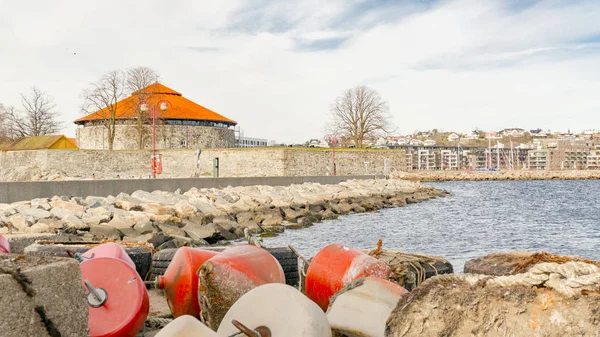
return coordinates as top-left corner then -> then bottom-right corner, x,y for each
262,180 -> 600,272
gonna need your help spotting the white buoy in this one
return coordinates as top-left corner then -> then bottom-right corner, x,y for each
154,315 -> 218,337
326,277 -> 407,337
217,283 -> 331,337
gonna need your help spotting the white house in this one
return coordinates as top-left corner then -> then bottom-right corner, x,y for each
447,133 -> 460,142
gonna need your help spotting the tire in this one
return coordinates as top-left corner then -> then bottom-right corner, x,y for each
150,246 -> 299,286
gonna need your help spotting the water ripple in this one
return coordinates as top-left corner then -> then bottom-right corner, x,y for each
263,180 -> 600,272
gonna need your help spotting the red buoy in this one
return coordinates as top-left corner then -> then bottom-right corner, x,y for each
81,257 -> 149,337
157,247 -> 219,318
82,243 -> 136,269
0,234 -> 9,254
198,244 -> 286,330
305,243 -> 390,311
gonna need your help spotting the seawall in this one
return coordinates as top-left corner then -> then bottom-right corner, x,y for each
394,170 -> 600,181
0,175 -> 382,204
0,148 -> 405,181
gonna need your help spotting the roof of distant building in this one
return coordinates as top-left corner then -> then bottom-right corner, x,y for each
74,83 -> 236,126
2,135 -> 78,151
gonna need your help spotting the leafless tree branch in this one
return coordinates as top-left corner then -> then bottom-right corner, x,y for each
328,86 -> 393,148
126,66 -> 160,149
2,87 -> 62,139
80,70 -> 126,150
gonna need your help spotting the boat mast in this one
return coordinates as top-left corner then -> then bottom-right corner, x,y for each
496,141 -> 500,170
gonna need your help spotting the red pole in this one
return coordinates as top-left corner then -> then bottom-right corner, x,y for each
152,106 -> 156,179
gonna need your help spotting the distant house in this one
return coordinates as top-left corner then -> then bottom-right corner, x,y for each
2,135 -> 78,151
500,128 -> 526,137
530,129 -> 548,138
423,139 -> 437,146
447,133 -> 460,142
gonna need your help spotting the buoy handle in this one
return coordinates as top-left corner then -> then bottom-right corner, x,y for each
231,320 -> 271,337
84,280 -> 108,307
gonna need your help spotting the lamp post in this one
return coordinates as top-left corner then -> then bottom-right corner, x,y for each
140,100 -> 169,178
325,134 -> 337,176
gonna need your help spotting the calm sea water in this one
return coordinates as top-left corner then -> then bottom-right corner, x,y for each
262,180 -> 600,272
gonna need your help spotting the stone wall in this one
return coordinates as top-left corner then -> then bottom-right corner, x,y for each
76,124 -> 235,150
0,148 -> 405,180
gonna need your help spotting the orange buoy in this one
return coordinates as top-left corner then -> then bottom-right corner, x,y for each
305,243 -> 390,311
157,247 -> 219,318
198,244 -> 285,330
82,243 -> 136,270
81,257 -> 149,337
0,234 -> 9,254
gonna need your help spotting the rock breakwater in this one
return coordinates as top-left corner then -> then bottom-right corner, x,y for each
393,170 -> 600,182
0,179 -> 446,251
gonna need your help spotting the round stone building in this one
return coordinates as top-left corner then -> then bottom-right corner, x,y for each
75,83 -> 237,150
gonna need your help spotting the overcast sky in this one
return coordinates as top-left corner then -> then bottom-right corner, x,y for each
1,0 -> 600,143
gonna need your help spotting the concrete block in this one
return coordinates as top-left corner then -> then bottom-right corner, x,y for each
4,233 -> 58,254
0,254 -> 88,337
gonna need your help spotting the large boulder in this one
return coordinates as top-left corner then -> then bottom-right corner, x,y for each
0,254 -> 88,336
464,251 -> 600,276
49,200 -> 85,214
386,262 -> 600,337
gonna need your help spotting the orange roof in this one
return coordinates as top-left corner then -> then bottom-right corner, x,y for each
75,83 -> 236,125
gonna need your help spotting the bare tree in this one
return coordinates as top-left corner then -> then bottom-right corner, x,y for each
126,66 -> 160,149
81,70 -> 126,150
0,103 -> 8,143
329,86 -> 393,148
3,87 -> 62,138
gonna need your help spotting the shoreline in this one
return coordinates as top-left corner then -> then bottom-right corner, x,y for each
0,179 -> 447,251
393,169 -> 600,182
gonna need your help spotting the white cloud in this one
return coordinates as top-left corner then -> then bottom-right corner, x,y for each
1,0 -> 600,143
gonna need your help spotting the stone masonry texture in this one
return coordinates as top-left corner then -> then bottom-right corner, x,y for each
0,255 -> 89,337
0,148 -> 406,180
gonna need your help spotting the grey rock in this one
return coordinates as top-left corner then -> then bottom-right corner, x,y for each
309,204 -> 326,213
235,211 -> 255,224
183,223 -> 219,241
262,214 -> 283,227
212,217 -> 238,232
157,240 -> 178,251
133,221 -> 154,235
170,235 -> 193,247
81,214 -> 111,227
30,198 -> 52,211
86,206 -> 111,217
123,233 -> 153,244
132,190 -> 177,204
238,221 -> 262,234
147,232 -> 171,248
50,207 -> 70,220
25,223 -> 52,233
338,202 -> 353,214
283,207 -> 304,221
0,255 -> 88,336
188,197 -> 219,215
321,209 -> 338,220
90,225 -> 122,240
49,199 -> 85,213
63,214 -> 89,230
114,197 -> 144,211
37,219 -> 66,232
8,215 -> 29,231
157,223 -> 187,237
17,207 -> 52,220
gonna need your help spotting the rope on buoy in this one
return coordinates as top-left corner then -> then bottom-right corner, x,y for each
430,261 -> 600,297
145,317 -> 173,328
